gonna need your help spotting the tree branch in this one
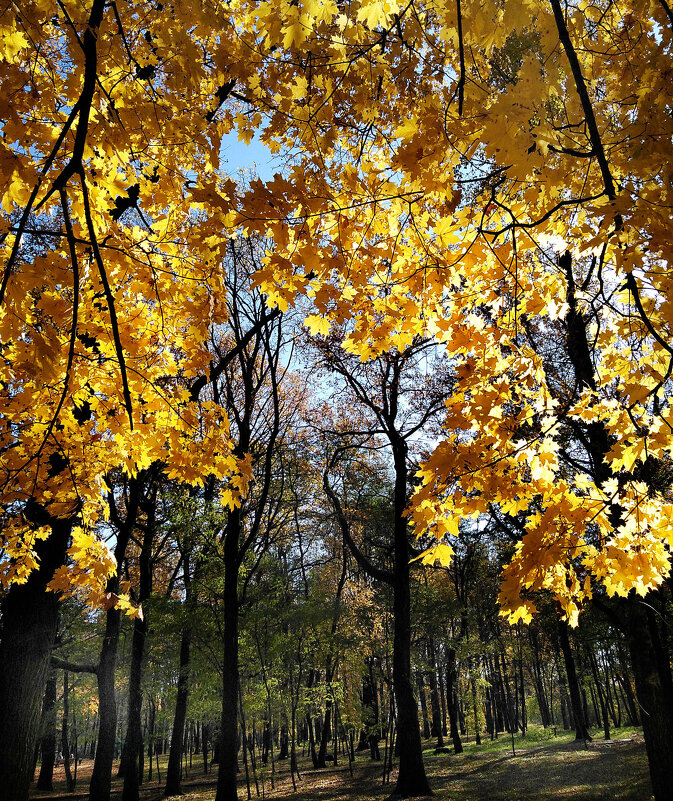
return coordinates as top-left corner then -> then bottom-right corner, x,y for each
323,460 -> 394,586
51,656 -> 98,675
550,0 -> 617,205
189,306 -> 281,402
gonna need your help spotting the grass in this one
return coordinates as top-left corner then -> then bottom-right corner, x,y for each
420,726 -> 650,801
31,726 -> 652,801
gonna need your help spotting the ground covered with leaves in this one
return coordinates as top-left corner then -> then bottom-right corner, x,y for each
31,727 -> 651,801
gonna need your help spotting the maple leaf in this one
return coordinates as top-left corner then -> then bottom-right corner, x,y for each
305,314 -> 330,336
410,542 -> 455,568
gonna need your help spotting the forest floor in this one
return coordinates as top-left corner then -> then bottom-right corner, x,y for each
31,726 -> 652,801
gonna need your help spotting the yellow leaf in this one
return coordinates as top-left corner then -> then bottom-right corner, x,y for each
304,314 -> 330,336
0,29 -> 28,60
410,542 -> 454,567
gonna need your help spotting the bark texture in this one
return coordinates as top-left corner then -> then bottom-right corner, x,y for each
0,509 -> 72,801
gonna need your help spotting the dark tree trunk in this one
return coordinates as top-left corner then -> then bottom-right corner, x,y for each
557,620 -> 591,742
615,639 -> 639,726
202,722 -> 210,773
316,702 -> 332,768
484,682 -> 494,739
587,649 -> 610,740
626,595 -> 673,801
317,633 -> 343,770
36,671 -> 57,791
602,656 -> 618,727
492,654 -> 505,734
588,676 -> 601,727
529,629 -> 551,727
277,721 -> 288,760
215,505 -> 242,801
62,671 -> 75,791
553,630 -> 572,730
391,441 -> 431,797
290,706 -> 299,785
582,688 -> 590,731
89,605 -> 122,801
416,673 -> 431,740
470,668 -> 482,745
361,663 -> 380,759
446,648 -> 463,754
208,242 -> 284,801
148,700 -> 155,781
165,554 -> 193,796
498,652 -> 514,734
517,649 -> 527,735
428,669 -> 443,747
0,509 -> 72,801
437,661 -> 448,737
90,477 -> 139,801
305,711 -> 318,767
322,355 -> 433,796
120,611 -> 149,801
428,640 -> 443,748
121,488 -> 155,801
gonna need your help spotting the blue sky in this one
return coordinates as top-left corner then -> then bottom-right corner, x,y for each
220,130 -> 278,181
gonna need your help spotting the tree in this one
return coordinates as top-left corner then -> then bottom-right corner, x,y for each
36,671 -> 57,791
119,468 -> 165,801
1,5 -> 242,796
4,2 -> 673,798
164,491 -> 206,797
211,237 -> 295,801
319,336 -> 449,796
0,505 -> 77,800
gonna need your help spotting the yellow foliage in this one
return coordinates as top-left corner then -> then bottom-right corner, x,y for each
3,0 -> 673,623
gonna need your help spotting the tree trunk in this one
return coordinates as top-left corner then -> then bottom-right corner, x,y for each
435,660 -> 447,737
602,656 -> 618,727
362,663 -> 380,759
202,722 -> 210,773
62,671 -> 75,791
416,673 -> 431,740
305,711 -> 318,767
491,654 -> 505,734
626,595 -> 673,801
120,612 -> 149,801
148,701 -> 155,782
0,509 -> 72,801
529,629 -> 551,727
316,702 -> 332,768
165,554 -> 192,796
470,669 -> 482,745
89,605 -> 122,801
557,620 -> 591,742
121,489 -> 155,801
446,647 -> 463,754
615,639 -> 639,726
391,441 -> 431,797
553,630 -> 572,730
277,721 -> 288,760
587,649 -> 610,740
36,671 -> 57,791
498,652 -> 514,734
484,681 -> 494,739
90,478 -> 138,801
215,505 -> 242,801
427,640 -> 443,748
518,648 -> 527,735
